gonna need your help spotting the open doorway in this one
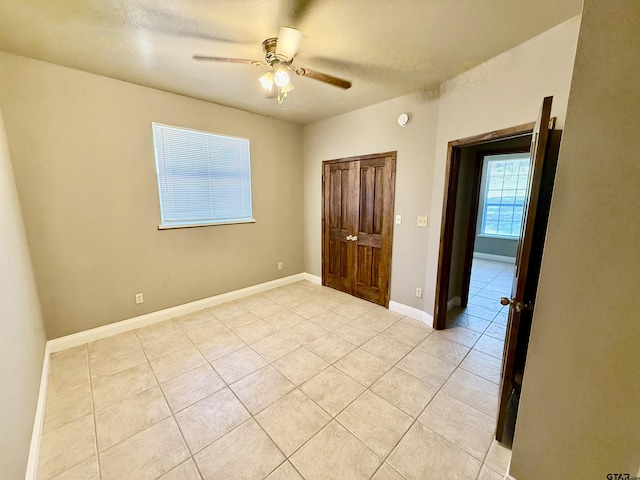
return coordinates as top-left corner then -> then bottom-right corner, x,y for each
446,146 -> 531,368
434,125 -> 535,330
434,100 -> 561,445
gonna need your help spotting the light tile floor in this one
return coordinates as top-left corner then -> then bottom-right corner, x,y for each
38,260 -> 514,480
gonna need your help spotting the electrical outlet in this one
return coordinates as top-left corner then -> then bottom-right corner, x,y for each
417,216 -> 429,227
135,292 -> 144,304
277,261 -> 283,271
395,214 -> 402,225
415,287 -> 422,298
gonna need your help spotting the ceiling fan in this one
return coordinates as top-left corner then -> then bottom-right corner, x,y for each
193,26 -> 352,104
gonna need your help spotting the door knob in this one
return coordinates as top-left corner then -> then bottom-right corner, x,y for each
346,235 -> 353,241
500,297 -> 523,312
351,235 -> 358,241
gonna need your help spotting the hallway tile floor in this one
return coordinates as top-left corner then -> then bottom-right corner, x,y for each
38,260 -> 514,480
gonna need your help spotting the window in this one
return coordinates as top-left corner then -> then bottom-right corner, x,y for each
481,154 -> 530,238
152,123 -> 254,228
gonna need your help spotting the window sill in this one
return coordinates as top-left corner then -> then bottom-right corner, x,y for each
158,219 -> 256,230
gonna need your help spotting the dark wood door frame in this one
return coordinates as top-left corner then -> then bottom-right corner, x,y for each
433,123 -> 535,330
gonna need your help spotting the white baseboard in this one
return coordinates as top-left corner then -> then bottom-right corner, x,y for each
25,342 -> 50,480
303,275 -> 434,327
389,301 -> 434,328
47,273 -> 306,353
447,296 -> 461,311
473,252 -> 516,264
304,273 -> 322,285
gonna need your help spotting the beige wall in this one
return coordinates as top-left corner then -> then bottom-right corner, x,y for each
0,52 -> 304,339
511,1 -> 640,477
303,92 -> 440,309
425,16 -> 581,314
0,101 -> 46,479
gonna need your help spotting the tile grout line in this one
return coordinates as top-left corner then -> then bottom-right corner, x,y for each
175,287 -> 340,478
193,294 -> 494,478
133,319 -> 209,480
86,343 -> 103,480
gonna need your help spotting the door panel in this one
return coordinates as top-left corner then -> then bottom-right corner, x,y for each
496,96 -> 553,441
353,157 -> 395,305
322,153 -> 396,307
323,162 -> 352,292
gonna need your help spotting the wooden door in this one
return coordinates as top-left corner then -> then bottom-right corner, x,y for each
322,152 -> 396,306
496,96 -> 554,441
323,161 -> 356,293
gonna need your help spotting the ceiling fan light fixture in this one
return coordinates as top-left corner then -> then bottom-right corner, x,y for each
193,25 -> 351,106
259,71 -> 274,91
275,26 -> 304,62
280,82 -> 294,94
277,88 -> 288,105
273,68 -> 290,88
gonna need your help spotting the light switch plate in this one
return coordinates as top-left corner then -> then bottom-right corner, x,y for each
395,215 -> 402,225
417,216 -> 428,227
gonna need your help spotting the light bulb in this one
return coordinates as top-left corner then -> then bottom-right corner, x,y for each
273,69 -> 290,87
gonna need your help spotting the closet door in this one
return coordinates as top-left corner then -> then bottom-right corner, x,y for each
352,156 -> 395,306
323,160 -> 356,293
322,152 -> 396,307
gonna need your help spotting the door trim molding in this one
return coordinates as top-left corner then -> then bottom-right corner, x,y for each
322,151 -> 398,166
434,122 -> 535,330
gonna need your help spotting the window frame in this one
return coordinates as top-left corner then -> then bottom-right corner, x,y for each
151,122 -> 255,230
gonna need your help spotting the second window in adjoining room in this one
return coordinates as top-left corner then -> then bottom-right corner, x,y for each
480,153 -> 530,239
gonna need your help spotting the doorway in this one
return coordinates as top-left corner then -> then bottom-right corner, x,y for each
434,124 -> 535,329
434,98 -> 561,445
321,152 -> 396,306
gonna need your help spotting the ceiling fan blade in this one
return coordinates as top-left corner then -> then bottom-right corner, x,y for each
279,0 -> 318,25
192,55 -> 265,66
294,67 -> 352,89
276,27 -> 304,61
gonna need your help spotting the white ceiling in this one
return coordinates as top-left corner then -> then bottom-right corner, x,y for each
0,0 -> 582,125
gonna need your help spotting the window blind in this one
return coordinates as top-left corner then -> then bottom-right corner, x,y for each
152,123 -> 253,228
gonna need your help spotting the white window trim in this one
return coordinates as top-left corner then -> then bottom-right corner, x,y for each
157,219 -> 256,230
